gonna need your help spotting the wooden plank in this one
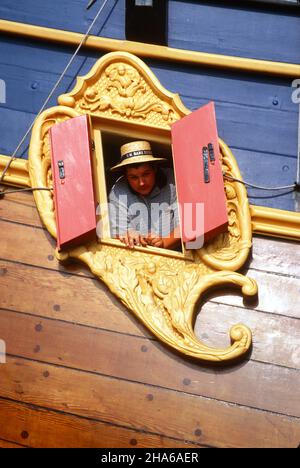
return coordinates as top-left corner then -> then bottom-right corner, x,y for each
0,62 -> 74,116
181,96 -> 298,159
151,61 -> 296,114
0,218 -> 94,278
0,39 -> 298,212
1,1 -> 300,64
1,195 -> 299,363
0,356 -> 299,448
211,267 -> 300,319
168,1 -> 300,64
0,260 -> 146,337
1,248 -> 299,325
1,221 -> 300,370
0,36 -> 98,77
251,236 -> 300,277
0,190 -> 46,227
0,107 -> 36,157
0,438 -> 25,448
1,192 -> 299,277
0,101 -> 297,213
0,37 -> 298,158
1,309 -> 300,418
0,55 -> 297,158
229,148 -> 298,212
0,398 -> 194,448
195,302 -> 300,370
0,217 -> 299,357
1,55 -> 297,121
0,0 -> 124,38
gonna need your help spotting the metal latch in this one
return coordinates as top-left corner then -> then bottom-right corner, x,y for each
58,160 -> 65,180
202,147 -> 210,184
208,143 -> 215,164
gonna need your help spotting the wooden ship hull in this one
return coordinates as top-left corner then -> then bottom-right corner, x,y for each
0,0 -> 299,448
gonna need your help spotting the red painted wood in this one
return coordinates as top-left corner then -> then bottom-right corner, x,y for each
49,115 -> 97,250
171,102 -> 228,245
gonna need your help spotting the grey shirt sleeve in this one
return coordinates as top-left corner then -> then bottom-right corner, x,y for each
168,171 -> 180,229
108,187 -> 129,237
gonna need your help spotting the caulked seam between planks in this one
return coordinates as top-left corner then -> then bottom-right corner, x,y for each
0,435 -> 29,448
180,94 -> 299,117
1,256 -> 300,336
1,218 -> 300,281
0,306 -> 153,341
1,256 -> 300,320
229,145 -> 298,159
1,306 -> 300,372
0,396 -> 211,448
0,76 -> 298,117
3,353 -> 300,421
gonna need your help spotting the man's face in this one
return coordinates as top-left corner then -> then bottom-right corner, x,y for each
126,163 -> 157,196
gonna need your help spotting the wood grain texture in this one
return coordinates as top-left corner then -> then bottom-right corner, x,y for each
0,0 -> 299,63
251,236 -> 300,277
168,1 -> 300,64
0,189 -> 45,227
0,193 -> 300,447
0,399 -> 194,448
1,57 -> 297,160
195,302 -> 300,370
2,191 -> 300,275
0,22 -> 299,212
0,0 -> 300,443
0,214 -> 299,370
0,0 -> 123,38
0,259 -> 145,338
1,247 -> 299,333
0,438 -> 25,448
2,231 -> 299,313
0,308 -> 300,417
0,357 -> 299,448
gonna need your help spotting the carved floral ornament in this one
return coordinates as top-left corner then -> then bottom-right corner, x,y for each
29,51 -> 258,364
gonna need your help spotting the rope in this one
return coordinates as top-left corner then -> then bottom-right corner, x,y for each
223,173 -> 296,191
297,101 -> 300,186
0,187 -> 53,198
0,0 -> 111,190
1,0 -> 299,197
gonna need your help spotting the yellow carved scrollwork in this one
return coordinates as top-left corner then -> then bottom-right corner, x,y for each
58,52 -> 184,128
29,52 -> 257,363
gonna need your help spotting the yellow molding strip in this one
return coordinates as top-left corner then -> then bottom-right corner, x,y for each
250,205 -> 300,241
1,19 -> 300,78
0,155 -> 30,187
1,154 -> 299,240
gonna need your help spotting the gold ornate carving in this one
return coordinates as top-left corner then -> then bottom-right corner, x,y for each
58,52 -> 186,128
29,51 -> 258,363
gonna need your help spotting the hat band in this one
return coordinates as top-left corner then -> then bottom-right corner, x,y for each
121,149 -> 153,162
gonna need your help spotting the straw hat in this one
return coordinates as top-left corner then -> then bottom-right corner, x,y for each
110,141 -> 167,172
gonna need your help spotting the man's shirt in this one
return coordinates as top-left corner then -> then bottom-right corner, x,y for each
108,168 -> 179,237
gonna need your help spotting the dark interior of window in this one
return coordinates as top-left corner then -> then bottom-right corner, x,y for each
101,131 -> 174,194
125,0 -> 168,45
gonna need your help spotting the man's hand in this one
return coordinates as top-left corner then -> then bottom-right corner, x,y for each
147,226 -> 181,250
146,233 -> 164,248
118,231 -> 148,248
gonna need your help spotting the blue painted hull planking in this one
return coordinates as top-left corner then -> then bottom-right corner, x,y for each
0,0 -> 299,211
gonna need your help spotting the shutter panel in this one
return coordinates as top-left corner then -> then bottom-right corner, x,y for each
49,115 -> 97,250
171,102 -> 228,247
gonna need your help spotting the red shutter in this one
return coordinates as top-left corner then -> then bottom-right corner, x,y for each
171,102 -> 228,247
49,115 -> 97,250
